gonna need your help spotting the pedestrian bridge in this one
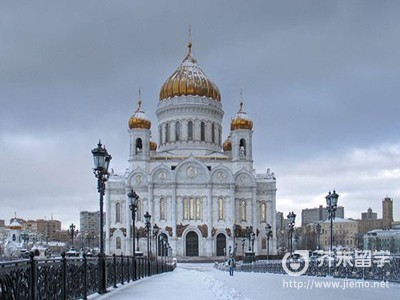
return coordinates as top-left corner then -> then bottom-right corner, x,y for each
0,252 -> 174,300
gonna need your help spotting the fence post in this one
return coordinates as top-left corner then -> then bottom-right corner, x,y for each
29,251 -> 37,300
126,256 -> 130,283
61,252 -> 67,300
113,254 -> 117,288
120,254 -> 124,285
83,253 -> 87,300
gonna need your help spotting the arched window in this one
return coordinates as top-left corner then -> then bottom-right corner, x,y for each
211,123 -> 215,143
159,125 -> 163,144
200,122 -> 205,141
188,121 -> 193,141
115,202 -> 121,223
240,200 -> 246,221
239,139 -> 246,156
183,197 -> 201,220
183,198 -> 189,220
116,237 -> 121,249
160,197 -> 166,220
136,138 -> 143,155
219,128 -> 222,145
261,203 -> 266,223
165,123 -> 170,143
137,200 -> 142,222
218,198 -> 224,220
196,198 -> 201,220
175,122 -> 181,141
261,238 -> 267,249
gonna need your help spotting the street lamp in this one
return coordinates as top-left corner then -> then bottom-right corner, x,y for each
251,232 -> 255,253
265,223 -> 272,260
91,140 -> 112,294
241,238 -> 245,261
326,190 -> 339,255
287,211 -> 296,257
127,189 -> 139,257
316,223 -> 321,250
68,223 -> 76,249
144,211 -> 151,259
153,224 -> 160,261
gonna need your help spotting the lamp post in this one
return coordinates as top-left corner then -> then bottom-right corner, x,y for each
316,223 -> 321,250
91,140 -> 112,294
127,189 -> 139,257
241,238 -> 245,261
136,232 -> 140,251
69,223 -> 76,249
251,232 -> 255,253
287,211 -> 296,257
326,190 -> 339,274
265,223 -> 272,260
246,227 -> 253,252
144,211 -> 151,259
153,224 -> 160,261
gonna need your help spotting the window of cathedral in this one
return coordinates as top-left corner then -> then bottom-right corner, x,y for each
116,202 -> 121,223
211,123 -> 215,143
218,198 -> 224,220
200,122 -> 205,142
261,203 -> 266,223
188,121 -> 193,140
240,200 -> 246,221
219,128 -> 222,145
116,237 -> 121,249
261,238 -> 267,249
183,198 -> 189,220
160,197 -> 166,220
165,123 -> 170,143
136,138 -> 143,155
175,122 -> 181,141
137,200 -> 142,221
159,125 -> 163,144
239,139 -> 246,156
183,197 -> 201,220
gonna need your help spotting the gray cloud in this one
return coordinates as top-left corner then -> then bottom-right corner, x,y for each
1,0 -> 399,227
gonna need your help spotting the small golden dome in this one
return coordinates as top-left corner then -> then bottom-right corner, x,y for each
223,135 -> 232,151
128,99 -> 151,130
149,136 -> 157,151
159,42 -> 221,101
231,102 -> 253,130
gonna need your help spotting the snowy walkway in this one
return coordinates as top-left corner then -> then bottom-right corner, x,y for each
91,263 -> 399,300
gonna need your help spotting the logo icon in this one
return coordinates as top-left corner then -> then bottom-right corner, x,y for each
282,250 -> 309,276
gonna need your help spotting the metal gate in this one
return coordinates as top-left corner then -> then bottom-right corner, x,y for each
185,231 -> 199,256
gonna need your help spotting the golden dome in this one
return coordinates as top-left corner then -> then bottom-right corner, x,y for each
159,42 -> 221,101
149,136 -> 157,151
222,135 -> 232,151
128,99 -> 151,130
231,102 -> 253,130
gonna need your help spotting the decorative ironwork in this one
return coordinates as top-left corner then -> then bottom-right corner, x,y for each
0,251 -> 175,300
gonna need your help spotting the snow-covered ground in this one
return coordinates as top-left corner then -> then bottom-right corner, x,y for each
91,263 -> 399,300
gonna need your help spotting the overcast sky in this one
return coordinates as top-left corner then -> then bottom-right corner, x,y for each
1,0 -> 399,229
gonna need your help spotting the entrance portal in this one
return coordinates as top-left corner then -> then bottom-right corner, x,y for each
185,231 -> 199,256
216,233 -> 226,256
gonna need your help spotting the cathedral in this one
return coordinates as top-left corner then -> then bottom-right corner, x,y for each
105,41 -> 277,258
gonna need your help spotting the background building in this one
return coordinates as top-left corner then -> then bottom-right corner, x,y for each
301,205 -> 344,226
105,42 -> 277,258
307,218 -> 358,251
364,229 -> 400,255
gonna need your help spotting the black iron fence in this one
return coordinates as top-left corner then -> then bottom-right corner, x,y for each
0,252 -> 175,300
216,257 -> 400,283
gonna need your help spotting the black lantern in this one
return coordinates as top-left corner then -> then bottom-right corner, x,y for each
128,189 -> 139,258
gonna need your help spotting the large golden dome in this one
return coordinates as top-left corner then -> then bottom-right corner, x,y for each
128,99 -> 151,129
159,42 -> 221,101
231,102 -> 253,130
149,136 -> 157,151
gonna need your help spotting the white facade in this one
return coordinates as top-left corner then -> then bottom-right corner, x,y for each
105,43 -> 277,258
